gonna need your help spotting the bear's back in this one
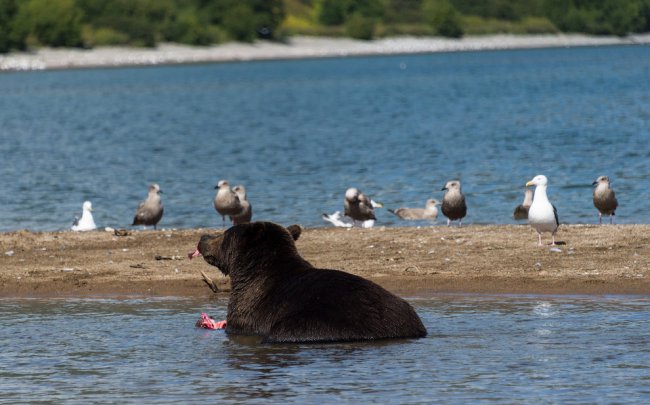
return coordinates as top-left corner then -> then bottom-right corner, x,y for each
228,267 -> 427,343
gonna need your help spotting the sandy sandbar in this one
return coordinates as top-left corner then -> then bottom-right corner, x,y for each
1,224 -> 648,298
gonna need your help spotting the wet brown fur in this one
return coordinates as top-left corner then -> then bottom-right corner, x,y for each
196,221 -> 427,343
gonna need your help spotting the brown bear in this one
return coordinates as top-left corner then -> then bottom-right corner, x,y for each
189,221 -> 427,343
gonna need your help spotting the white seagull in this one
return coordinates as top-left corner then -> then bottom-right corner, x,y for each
322,211 -> 353,228
525,175 -> 559,246
71,201 -> 97,232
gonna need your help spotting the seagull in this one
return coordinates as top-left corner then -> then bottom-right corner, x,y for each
441,180 -> 467,227
132,183 -> 164,230
230,185 -> 252,225
526,175 -> 559,246
214,180 -> 243,228
389,199 -> 439,222
592,175 -> 618,224
322,211 -> 353,228
343,188 -> 382,227
513,188 -> 533,221
71,201 -> 97,232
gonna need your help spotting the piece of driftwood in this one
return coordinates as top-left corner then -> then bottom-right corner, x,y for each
200,270 -> 219,293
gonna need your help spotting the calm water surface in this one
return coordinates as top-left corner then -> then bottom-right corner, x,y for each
1,45 -> 649,231
0,295 -> 649,403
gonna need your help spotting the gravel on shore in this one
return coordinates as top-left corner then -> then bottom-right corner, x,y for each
2,34 -> 649,71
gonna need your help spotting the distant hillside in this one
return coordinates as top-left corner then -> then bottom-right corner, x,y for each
2,0 -> 649,53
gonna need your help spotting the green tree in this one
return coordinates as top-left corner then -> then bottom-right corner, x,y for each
345,12 -> 376,39
222,3 -> 257,42
198,0 -> 285,40
12,0 -> 83,48
544,0 -> 645,36
423,0 -> 463,37
639,0 -> 650,31
384,0 -> 424,24
161,8 -> 215,45
317,0 -> 348,25
0,0 -> 20,52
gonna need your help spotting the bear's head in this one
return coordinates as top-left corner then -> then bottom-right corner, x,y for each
189,221 -> 302,277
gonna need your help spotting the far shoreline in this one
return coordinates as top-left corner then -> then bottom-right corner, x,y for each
1,34 -> 649,72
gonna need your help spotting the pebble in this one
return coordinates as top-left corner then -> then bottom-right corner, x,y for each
5,250 -> 14,256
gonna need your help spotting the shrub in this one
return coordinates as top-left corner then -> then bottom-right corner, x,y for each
0,0 -> 20,52
88,27 -> 130,46
345,12 -> 376,39
220,3 -> 257,42
162,10 -> 216,45
12,0 -> 83,48
423,0 -> 464,38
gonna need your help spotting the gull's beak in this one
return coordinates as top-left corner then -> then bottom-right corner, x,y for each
591,181 -> 598,186
525,181 -> 534,187
372,200 -> 383,208
441,187 -> 447,191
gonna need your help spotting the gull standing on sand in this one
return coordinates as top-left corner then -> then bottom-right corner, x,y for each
214,180 -> 243,227
343,187 -> 382,227
592,176 -> 618,224
513,188 -> 533,221
389,199 -> 439,222
441,180 -> 466,227
230,185 -> 252,225
132,183 -> 164,230
526,175 -> 559,246
71,201 -> 97,232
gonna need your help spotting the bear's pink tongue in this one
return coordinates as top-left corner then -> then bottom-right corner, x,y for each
188,248 -> 202,260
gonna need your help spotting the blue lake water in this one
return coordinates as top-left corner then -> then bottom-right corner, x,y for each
0,45 -> 649,231
1,295 -> 649,403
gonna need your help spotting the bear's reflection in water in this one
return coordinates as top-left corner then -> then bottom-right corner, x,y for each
216,332 -> 424,402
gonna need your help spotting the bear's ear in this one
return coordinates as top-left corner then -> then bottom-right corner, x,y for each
286,224 -> 302,241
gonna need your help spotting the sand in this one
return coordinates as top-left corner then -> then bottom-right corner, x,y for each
1,224 -> 648,298
2,34 -> 650,71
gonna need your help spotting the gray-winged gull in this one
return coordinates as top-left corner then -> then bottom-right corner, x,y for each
441,180 -> 467,227
230,185 -> 252,225
513,188 -> 533,221
343,187 -> 382,227
592,175 -> 618,224
132,184 -> 164,230
389,199 -> 439,222
214,179 -> 243,227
